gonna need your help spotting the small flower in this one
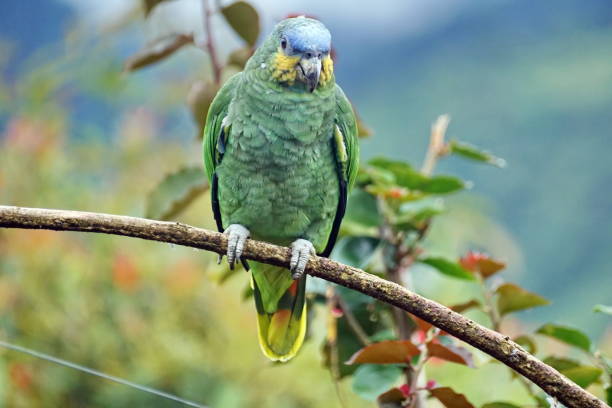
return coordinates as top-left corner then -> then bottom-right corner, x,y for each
399,383 -> 411,397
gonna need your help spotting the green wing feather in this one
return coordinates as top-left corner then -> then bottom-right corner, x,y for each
203,73 -> 242,183
319,84 -> 360,257
334,84 -> 360,190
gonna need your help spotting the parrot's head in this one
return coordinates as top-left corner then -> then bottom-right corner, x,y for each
255,17 -> 334,92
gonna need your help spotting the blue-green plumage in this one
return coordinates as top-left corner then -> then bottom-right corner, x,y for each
203,17 -> 358,361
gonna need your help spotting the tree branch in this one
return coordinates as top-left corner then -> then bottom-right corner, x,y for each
421,114 -> 450,176
0,205 -> 606,408
202,0 -> 221,84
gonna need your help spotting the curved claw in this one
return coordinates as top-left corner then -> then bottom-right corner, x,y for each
224,224 -> 250,270
290,239 -> 315,279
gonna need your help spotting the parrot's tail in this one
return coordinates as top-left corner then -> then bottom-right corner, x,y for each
251,262 -> 307,362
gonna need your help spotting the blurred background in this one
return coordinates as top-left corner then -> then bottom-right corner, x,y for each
0,0 -> 610,406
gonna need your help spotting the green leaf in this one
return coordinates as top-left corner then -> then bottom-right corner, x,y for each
368,157 -> 425,189
145,166 -> 208,220
496,283 -> 550,316
226,47 -> 253,69
419,175 -> 465,194
143,0 -> 176,16
449,140 -> 506,168
394,198 -> 444,230
333,237 -> 380,269
346,340 -> 420,365
345,189 -> 380,227
367,157 -> 464,195
420,257 -> 475,281
536,324 -> 591,352
513,335 -> 537,354
124,34 -> 194,71
370,329 -> 396,342
593,304 -> 612,315
543,356 -> 580,371
450,299 -> 481,314
429,387 -> 475,408
606,385 -> 611,405
336,285 -> 375,309
341,189 -> 381,236
352,364 -> 403,401
481,403 -> 521,408
359,165 -> 396,187
537,358 -> 601,388
187,80 -> 219,139
561,366 -> 602,388
221,1 -> 260,47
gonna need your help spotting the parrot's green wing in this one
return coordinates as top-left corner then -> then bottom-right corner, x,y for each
320,85 -> 360,257
334,84 -> 360,190
203,73 -> 242,232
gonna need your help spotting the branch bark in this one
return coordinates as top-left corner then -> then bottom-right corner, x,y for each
202,0 -> 221,84
0,205 -> 606,408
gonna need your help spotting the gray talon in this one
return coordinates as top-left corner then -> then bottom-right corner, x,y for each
290,239 -> 315,279
224,224 -> 250,270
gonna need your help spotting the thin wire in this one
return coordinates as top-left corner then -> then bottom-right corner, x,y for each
0,340 -> 207,408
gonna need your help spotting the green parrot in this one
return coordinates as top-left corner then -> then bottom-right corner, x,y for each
203,17 -> 359,362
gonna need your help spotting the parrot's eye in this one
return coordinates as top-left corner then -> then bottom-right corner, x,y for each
280,38 -> 287,50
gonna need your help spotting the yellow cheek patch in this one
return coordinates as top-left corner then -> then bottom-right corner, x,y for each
271,51 -> 300,85
270,52 -> 334,88
320,55 -> 334,85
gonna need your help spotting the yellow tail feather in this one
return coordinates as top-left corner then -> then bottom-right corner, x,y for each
256,303 -> 307,362
251,264 -> 308,362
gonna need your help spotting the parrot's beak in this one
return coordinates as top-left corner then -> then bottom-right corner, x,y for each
298,56 -> 321,93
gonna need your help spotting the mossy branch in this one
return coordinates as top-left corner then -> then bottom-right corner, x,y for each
0,205 -> 606,408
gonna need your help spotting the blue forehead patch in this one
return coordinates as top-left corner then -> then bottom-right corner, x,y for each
282,19 -> 331,54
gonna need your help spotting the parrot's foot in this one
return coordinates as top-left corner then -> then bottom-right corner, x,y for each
289,239 -> 315,279
224,224 -> 250,270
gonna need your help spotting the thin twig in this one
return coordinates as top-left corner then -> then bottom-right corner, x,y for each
202,0 -> 222,84
335,293 -> 371,347
592,351 -> 612,389
476,272 -> 501,332
0,205 -> 606,408
408,329 -> 437,408
400,115 -> 448,407
326,287 -> 348,408
477,271 -> 541,403
421,114 -> 450,176
375,189 -> 413,348
389,114 -> 449,344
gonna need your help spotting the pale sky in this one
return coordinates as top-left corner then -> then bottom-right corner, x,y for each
58,0 -> 493,41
